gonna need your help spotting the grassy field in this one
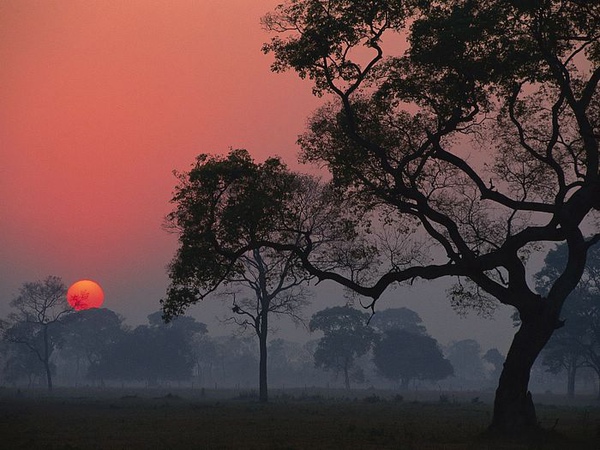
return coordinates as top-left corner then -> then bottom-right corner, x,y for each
1,388 -> 598,449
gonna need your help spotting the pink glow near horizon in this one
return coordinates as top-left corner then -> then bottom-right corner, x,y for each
0,0 -> 320,317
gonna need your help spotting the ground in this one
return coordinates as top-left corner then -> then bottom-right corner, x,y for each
0,387 -> 598,449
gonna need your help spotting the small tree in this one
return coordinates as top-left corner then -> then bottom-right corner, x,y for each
0,276 -> 71,390
310,306 -> 376,390
540,338 -> 585,399
373,329 -> 453,389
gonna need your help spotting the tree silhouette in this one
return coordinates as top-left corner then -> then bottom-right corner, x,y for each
259,0 -> 600,434
310,306 -> 376,390
162,149 -> 353,402
373,329 -> 453,389
0,276 -> 71,390
224,246 -> 311,403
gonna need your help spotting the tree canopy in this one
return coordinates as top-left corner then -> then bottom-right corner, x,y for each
369,307 -> 427,335
59,308 -> 126,381
373,329 -> 453,389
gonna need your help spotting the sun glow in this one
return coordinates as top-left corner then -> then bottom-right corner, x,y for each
67,279 -> 105,311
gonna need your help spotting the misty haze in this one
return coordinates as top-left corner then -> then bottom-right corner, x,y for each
2,0 -> 600,448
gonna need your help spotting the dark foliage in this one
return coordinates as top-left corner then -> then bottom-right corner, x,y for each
373,329 -> 453,389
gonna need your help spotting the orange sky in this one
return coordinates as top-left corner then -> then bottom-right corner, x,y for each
0,0 -> 320,322
0,1 -> 514,349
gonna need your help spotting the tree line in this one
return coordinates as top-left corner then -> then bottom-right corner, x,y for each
1,276 -> 516,393
3,270 -> 599,400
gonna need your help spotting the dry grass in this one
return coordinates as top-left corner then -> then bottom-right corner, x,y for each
0,388 -> 598,449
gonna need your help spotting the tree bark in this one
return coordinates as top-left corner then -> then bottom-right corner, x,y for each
489,315 -> 556,434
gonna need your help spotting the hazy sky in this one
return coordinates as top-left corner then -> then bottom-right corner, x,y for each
0,0 -> 516,351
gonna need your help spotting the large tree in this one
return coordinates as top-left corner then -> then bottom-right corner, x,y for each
0,276 -> 71,390
257,0 -> 600,434
162,149 -> 348,402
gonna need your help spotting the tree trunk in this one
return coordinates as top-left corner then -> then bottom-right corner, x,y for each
489,315 -> 556,435
258,311 -> 269,403
343,361 -> 351,390
567,364 -> 576,399
44,360 -> 53,391
43,324 -> 53,391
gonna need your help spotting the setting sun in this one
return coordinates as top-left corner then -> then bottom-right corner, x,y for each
67,279 -> 105,311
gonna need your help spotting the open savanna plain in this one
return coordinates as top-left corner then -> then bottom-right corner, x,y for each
0,388 -> 599,449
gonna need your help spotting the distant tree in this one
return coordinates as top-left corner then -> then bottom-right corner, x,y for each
370,307 -> 427,335
267,338 -> 317,386
483,348 -> 505,384
59,308 -> 126,382
446,339 -> 486,383
212,335 -> 259,387
540,338 -> 585,399
0,276 -> 71,390
97,313 -> 206,385
191,334 -> 219,386
535,242 -> 600,398
268,338 -> 293,380
373,329 -> 453,389
147,311 -> 207,337
162,149 -> 350,402
310,306 -> 376,390
1,341 -> 49,387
